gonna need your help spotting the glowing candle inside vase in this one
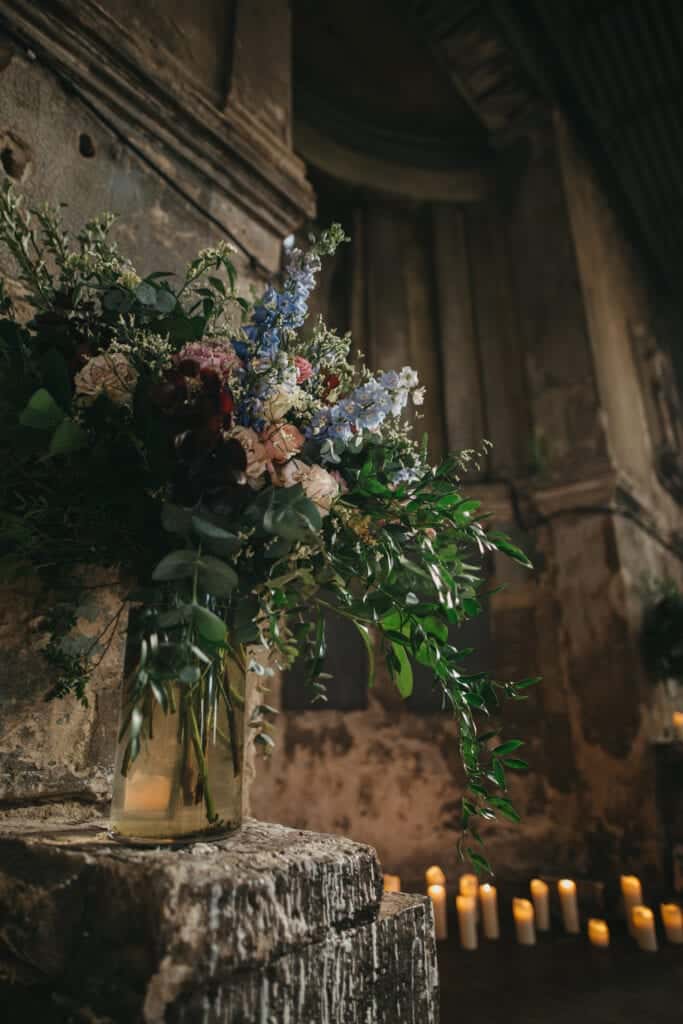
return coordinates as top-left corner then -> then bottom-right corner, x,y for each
383,874 -> 401,893
673,712 -> 683,742
530,878 -> 550,931
457,894 -> 478,950
620,875 -> 643,935
460,873 -> 479,920
558,879 -> 580,934
425,865 -> 446,888
428,884 -> 448,941
660,903 -> 683,944
588,918 -> 610,948
513,898 -> 536,946
479,884 -> 500,939
632,906 -> 658,951
123,773 -> 172,813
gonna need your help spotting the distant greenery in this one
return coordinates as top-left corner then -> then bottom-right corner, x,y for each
641,577 -> 683,683
0,183 -> 536,867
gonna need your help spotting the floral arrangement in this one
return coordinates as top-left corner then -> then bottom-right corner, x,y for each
0,184 -> 535,867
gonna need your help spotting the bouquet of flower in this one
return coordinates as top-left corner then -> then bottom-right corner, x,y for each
0,183 -> 534,864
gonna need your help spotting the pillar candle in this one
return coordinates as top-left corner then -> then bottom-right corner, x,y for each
479,884 -> 500,940
673,712 -> 683,742
428,884 -> 448,941
558,879 -> 580,934
457,894 -> 478,950
530,878 -> 550,931
513,898 -> 536,946
425,865 -> 446,888
620,875 -> 643,935
123,773 -> 172,813
660,903 -> 683,944
588,918 -> 610,948
460,873 -> 479,920
383,874 -> 401,893
632,906 -> 658,952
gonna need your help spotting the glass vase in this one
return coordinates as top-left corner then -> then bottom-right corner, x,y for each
109,656 -> 245,844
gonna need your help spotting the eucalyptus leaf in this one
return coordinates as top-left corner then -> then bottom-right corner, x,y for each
19,388 -> 64,431
152,549 -> 198,582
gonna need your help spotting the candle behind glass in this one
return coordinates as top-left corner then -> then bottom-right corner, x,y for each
383,874 -> 401,893
620,875 -> 643,936
513,898 -> 536,946
460,873 -> 479,921
429,883 -> 448,941
660,903 -> 683,944
479,884 -> 500,940
673,711 -> 683,742
632,906 -> 658,952
588,918 -> 610,948
558,879 -> 580,934
530,878 -> 550,931
425,865 -> 446,888
457,894 -> 478,950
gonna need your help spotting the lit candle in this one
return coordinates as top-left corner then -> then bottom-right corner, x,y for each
425,865 -> 446,888
660,903 -> 683,944
620,875 -> 643,935
383,874 -> 401,893
673,712 -> 683,742
479,884 -> 500,939
530,878 -> 550,931
123,772 -> 172,813
513,898 -> 536,946
428,883 -> 448,941
457,894 -> 478,950
588,918 -> 610,948
632,906 -> 658,952
558,879 -> 580,934
460,873 -> 479,920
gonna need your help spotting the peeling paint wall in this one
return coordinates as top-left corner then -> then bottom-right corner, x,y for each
252,113 -> 683,887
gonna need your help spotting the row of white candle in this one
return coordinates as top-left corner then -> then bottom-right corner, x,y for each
383,869 -> 683,952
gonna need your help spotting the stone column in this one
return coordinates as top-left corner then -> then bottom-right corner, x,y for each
0,815 -> 439,1023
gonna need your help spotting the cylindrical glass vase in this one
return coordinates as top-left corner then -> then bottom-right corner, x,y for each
110,658 -> 245,844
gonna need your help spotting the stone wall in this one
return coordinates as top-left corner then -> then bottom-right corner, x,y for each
251,112 -> 683,888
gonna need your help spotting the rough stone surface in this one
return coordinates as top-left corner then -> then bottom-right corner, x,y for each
0,814 -> 438,1023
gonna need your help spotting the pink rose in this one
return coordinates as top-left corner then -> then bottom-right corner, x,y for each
261,422 -> 305,464
294,356 -> 313,383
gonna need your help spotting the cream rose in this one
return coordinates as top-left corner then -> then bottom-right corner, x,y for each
275,457 -> 308,489
229,426 -> 269,486
300,464 -> 340,517
262,384 -> 302,421
74,352 -> 138,407
262,422 -> 305,464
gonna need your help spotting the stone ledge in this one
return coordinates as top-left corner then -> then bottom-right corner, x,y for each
0,815 -> 439,1022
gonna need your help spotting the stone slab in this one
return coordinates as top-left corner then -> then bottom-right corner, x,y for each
0,815 -> 437,1022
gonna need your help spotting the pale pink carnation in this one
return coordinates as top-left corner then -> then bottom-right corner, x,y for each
175,340 -> 241,380
74,352 -> 138,407
294,355 -> 313,384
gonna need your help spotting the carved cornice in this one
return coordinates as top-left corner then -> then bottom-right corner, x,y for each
0,0 -> 315,258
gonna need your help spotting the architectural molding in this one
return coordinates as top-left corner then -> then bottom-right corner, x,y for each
0,0 -> 315,260
294,119 -> 489,203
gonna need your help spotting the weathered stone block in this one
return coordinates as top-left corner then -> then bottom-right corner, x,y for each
0,815 -> 438,1023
